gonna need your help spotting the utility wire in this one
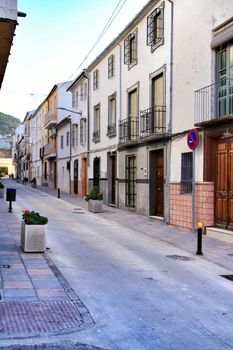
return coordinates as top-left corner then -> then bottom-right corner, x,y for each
60,0 -> 127,86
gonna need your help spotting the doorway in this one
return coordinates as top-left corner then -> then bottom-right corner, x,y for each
108,153 -> 116,205
215,138 -> 233,229
74,159 -> 79,194
150,149 -> 164,217
82,158 -> 87,196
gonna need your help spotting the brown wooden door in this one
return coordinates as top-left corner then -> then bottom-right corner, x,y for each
216,138 -> 233,229
155,150 -> 164,217
82,158 -> 87,196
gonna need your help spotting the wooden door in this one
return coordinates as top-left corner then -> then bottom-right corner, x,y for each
215,138 -> 233,229
74,159 -> 78,194
82,158 -> 87,196
54,161 -> 57,189
228,140 -> 233,229
155,150 -> 164,217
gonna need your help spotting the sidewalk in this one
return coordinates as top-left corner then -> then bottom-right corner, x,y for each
36,183 -> 233,272
0,196 -> 94,342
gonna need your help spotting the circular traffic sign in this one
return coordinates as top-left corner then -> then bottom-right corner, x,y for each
187,129 -> 199,150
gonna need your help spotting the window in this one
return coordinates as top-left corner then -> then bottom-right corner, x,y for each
217,43 -> 233,116
124,31 -> 137,66
72,124 -> 76,147
61,135 -> 64,149
125,155 -> 136,208
108,54 -> 115,78
66,131 -> 70,147
84,82 -> 88,100
107,93 -> 116,136
75,91 -> 79,107
181,152 -> 193,194
147,3 -> 164,51
93,104 -> 100,142
93,69 -> 99,90
72,92 -> 75,108
75,124 -> 78,146
80,118 -> 86,144
44,161 -> 47,180
80,83 -> 84,101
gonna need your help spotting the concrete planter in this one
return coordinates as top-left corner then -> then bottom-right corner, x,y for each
21,221 -> 47,253
88,200 -> 103,213
0,188 -> 4,198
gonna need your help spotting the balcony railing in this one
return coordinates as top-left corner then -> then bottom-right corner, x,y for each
44,142 -> 56,157
140,105 -> 166,136
195,79 -> 233,125
119,117 -> 138,143
107,123 -> 116,137
44,110 -> 57,128
92,130 -> 100,142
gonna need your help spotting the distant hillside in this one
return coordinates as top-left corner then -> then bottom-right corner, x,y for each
0,112 -> 20,135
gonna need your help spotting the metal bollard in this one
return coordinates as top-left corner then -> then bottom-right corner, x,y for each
58,188 -> 60,198
196,222 -> 204,255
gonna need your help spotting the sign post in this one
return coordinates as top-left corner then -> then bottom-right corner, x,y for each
187,129 -> 199,231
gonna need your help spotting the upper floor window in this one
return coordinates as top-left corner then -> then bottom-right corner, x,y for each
107,93 -> 116,137
93,104 -> 100,142
72,124 -> 76,147
66,131 -> 70,147
124,30 -> 137,67
80,118 -> 86,145
147,3 -> 164,51
93,69 -> 99,90
61,135 -> 64,149
80,83 -> 84,101
108,54 -> 115,78
84,82 -> 88,100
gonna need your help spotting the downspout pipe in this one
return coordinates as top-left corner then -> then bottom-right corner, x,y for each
116,42 -> 122,209
84,71 -> 90,192
167,0 -> 174,224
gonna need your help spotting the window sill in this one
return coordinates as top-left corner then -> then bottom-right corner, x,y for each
150,38 -> 164,53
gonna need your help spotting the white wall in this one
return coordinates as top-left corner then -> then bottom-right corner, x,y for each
0,0 -> 17,20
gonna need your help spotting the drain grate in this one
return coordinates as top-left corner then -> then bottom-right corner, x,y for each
0,264 -> 10,268
221,275 -> 233,282
72,211 -> 84,214
166,255 -> 193,261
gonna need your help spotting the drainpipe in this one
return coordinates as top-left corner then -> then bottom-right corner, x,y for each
69,116 -> 72,194
166,0 -> 174,224
116,42 -> 122,209
84,71 -> 90,191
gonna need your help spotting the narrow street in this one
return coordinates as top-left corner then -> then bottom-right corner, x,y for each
0,179 -> 232,350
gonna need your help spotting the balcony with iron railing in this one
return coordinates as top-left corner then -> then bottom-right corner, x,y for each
140,105 -> 166,137
195,79 -> 233,125
44,141 -> 56,158
107,123 -> 116,137
44,110 -> 57,129
119,117 -> 138,143
92,130 -> 100,143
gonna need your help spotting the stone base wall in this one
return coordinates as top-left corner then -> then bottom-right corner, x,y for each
170,182 -> 214,230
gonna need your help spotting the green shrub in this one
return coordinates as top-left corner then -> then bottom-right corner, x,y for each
0,183 -> 4,189
85,186 -> 103,201
22,210 -> 48,225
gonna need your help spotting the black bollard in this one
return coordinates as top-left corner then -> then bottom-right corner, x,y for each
196,223 -> 203,255
58,188 -> 60,198
9,200 -> 12,213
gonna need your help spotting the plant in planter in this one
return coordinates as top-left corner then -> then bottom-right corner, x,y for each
31,178 -> 37,188
85,186 -> 103,213
21,210 -> 48,252
0,182 -> 4,198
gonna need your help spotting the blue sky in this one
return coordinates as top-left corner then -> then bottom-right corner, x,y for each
0,0 -> 148,121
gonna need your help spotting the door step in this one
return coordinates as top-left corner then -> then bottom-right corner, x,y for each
149,216 -> 164,221
206,227 -> 233,243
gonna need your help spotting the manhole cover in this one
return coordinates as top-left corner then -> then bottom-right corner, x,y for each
166,255 -> 193,261
0,300 -> 83,336
40,194 -> 48,197
72,212 -> 84,214
221,275 -> 233,282
74,208 -> 82,210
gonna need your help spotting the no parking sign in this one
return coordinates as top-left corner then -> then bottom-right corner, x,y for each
187,129 -> 199,150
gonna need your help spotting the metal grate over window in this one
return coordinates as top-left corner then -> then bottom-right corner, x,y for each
181,152 -> 193,194
93,69 -> 99,90
125,155 -> 136,208
147,3 -> 164,48
108,54 -> 115,78
124,32 -> 137,65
